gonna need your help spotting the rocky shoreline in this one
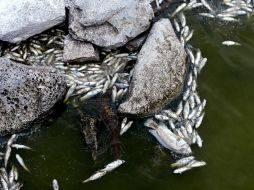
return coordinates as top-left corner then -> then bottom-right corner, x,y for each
0,0 -> 187,134
0,0 -> 253,187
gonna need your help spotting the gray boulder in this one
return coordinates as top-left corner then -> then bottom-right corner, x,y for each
0,58 -> 67,135
63,35 -> 100,63
69,0 -> 154,48
118,18 -> 187,117
0,0 -> 65,43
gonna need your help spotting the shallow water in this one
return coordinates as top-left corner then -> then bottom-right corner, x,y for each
4,12 -> 254,190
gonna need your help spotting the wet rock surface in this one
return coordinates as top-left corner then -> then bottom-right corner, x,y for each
63,35 -> 100,63
0,0 -> 65,43
118,18 -> 187,117
68,0 -> 154,48
0,58 -> 67,135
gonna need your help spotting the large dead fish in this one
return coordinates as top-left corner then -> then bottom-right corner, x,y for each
144,119 -> 192,155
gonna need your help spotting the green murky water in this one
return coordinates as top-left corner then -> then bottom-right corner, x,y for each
6,12 -> 254,190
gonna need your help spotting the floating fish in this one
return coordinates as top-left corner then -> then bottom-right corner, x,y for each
83,160 -> 125,183
171,156 -> 195,168
11,144 -> 32,150
15,154 -> 30,172
120,121 -> 133,136
222,41 -> 241,46
52,179 -> 59,190
145,119 -> 192,155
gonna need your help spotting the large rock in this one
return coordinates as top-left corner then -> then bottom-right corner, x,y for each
63,35 -> 100,63
0,58 -> 67,135
69,0 -> 154,48
0,0 -> 65,43
118,18 -> 187,117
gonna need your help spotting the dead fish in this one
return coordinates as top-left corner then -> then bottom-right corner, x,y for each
120,121 -> 133,136
163,110 -> 178,120
15,154 -> 30,172
11,144 -> 32,150
4,146 -> 11,168
196,132 -> 203,148
80,89 -> 102,101
101,159 -> 125,172
195,113 -> 205,128
9,183 -> 23,190
112,86 -> 117,103
188,160 -> 206,168
186,47 -> 195,64
176,101 -> 183,116
201,0 -> 214,12
145,119 -> 192,155
121,117 -> 128,129
183,101 -> 190,119
222,41 -> 241,46
9,166 -> 15,184
52,179 -> 59,190
7,134 -> 17,146
0,177 -> 8,190
171,3 -> 187,17
173,165 -> 192,174
171,156 -> 195,168
199,12 -> 215,18
173,19 -> 180,32
82,171 -> 107,183
155,114 -> 170,121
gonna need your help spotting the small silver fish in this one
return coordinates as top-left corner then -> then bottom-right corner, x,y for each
171,3 -> 187,17
7,134 -> 17,146
222,40 -> 241,46
120,121 -> 133,136
195,113 -> 205,128
82,171 -> 107,183
171,156 -> 195,168
4,146 -> 11,168
189,160 -> 206,168
12,144 -> 32,150
173,165 -> 192,174
15,154 -> 30,172
183,101 -> 190,119
101,159 -> 125,172
52,179 -> 59,190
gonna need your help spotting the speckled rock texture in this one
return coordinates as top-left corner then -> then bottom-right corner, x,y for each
118,18 -> 187,117
68,0 -> 154,48
63,35 -> 100,63
0,58 -> 67,135
0,0 -> 65,43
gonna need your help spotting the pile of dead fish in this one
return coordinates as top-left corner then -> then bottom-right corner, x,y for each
0,134 -> 31,190
1,0 -> 253,184
142,0 -> 254,174
64,51 -> 137,104
173,0 -> 253,46
2,27 -> 65,66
